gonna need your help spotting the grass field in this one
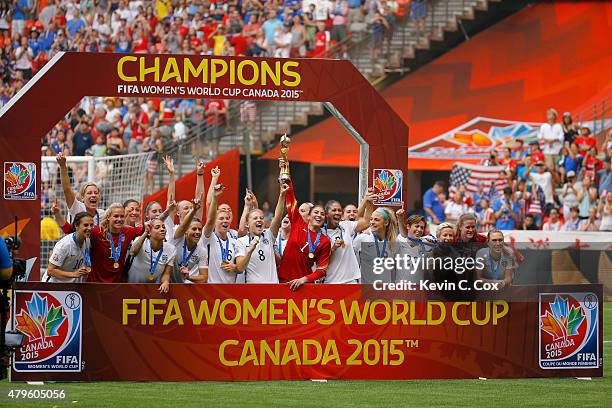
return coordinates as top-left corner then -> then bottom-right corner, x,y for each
1,303 -> 609,408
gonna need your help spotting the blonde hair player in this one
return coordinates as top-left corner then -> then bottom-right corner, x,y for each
200,166 -> 240,283
353,207 -> 399,264
235,183 -> 289,283
56,153 -> 105,226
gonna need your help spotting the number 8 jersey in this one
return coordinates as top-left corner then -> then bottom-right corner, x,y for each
235,229 -> 279,283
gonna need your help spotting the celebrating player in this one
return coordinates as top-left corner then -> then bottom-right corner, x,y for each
275,215 -> 291,263
235,183 -> 288,283
89,203 -> 145,282
57,153 -> 105,225
172,198 -> 208,283
342,204 -> 358,221
353,207 -> 399,262
201,167 -> 239,283
127,219 -> 175,293
322,191 -> 374,283
46,212 -> 93,283
277,159 -> 331,291
476,229 -> 515,288
123,199 -> 142,227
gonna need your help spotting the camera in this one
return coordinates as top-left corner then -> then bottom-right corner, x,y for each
3,236 -> 26,281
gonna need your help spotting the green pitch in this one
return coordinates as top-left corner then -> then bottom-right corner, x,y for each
2,303 -> 610,408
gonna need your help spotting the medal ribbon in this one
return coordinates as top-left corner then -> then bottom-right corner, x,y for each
373,232 -> 387,257
215,232 -> 230,261
73,233 -> 91,268
307,229 -> 321,257
277,233 -> 284,257
181,238 -> 197,267
108,232 -> 124,263
150,240 -> 164,275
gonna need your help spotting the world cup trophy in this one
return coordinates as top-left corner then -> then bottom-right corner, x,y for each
278,134 -> 291,182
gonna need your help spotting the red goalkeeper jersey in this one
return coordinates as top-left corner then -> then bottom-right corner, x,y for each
278,181 -> 331,283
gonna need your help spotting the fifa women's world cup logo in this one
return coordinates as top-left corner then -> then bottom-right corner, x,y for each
13,291 -> 83,372
539,293 -> 599,369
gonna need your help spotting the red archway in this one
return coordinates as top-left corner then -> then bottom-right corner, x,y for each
0,53 -> 408,276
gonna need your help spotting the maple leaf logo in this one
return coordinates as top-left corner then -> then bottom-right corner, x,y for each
15,293 -> 66,341
540,295 -> 585,341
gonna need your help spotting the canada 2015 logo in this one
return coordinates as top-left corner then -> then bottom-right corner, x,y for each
539,293 -> 599,369
4,162 -> 36,200
372,169 -> 402,206
13,291 -> 82,372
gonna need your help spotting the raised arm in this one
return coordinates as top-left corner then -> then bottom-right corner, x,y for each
396,203 -> 408,238
270,183 -> 289,238
56,153 -> 77,208
280,159 -> 299,223
205,165 -> 220,212
235,237 -> 259,272
129,221 -> 151,257
163,156 -> 176,207
204,168 -> 224,238
195,160 -> 205,220
174,196 -> 202,240
356,188 -> 376,233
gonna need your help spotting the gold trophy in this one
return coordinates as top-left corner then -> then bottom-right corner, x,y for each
278,134 -> 291,182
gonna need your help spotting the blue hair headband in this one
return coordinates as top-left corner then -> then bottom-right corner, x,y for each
374,208 -> 389,221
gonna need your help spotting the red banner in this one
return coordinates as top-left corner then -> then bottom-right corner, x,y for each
11,283 -> 603,381
143,148 -> 240,229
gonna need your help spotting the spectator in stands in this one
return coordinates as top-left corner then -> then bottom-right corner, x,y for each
205,98 -> 228,159
274,23 -> 292,58
72,120 -> 95,156
527,160 -> 555,213
538,108 -> 564,172
370,11 -> 388,61
579,207 -> 600,231
11,0 -> 29,36
561,112 -> 578,146
330,0 -> 349,58
14,36 -> 34,80
313,21 -> 329,57
577,175 -> 598,219
127,102 -> 149,154
561,170 -> 580,219
477,198 -> 495,233
583,146 -> 603,183
444,190 -> 468,223
597,191 -> 612,231
493,187 -> 519,230
529,141 -> 545,166
106,127 -> 126,156
575,126 -> 596,155
290,15 -> 306,57
598,159 -> 611,197
542,207 -> 563,231
561,206 -> 581,231
522,214 -> 538,231
262,10 -> 282,53
91,135 -> 107,158
423,181 -> 445,225
560,142 -> 582,183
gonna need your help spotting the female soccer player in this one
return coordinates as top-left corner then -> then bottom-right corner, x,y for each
57,153 -> 105,225
475,229 -> 515,288
200,162 -> 240,239
46,212 -> 93,283
277,159 -> 331,291
172,198 -> 208,283
235,183 -> 288,283
200,167 -> 239,283
128,218 -> 175,293
352,207 -> 398,282
275,215 -> 291,263
123,199 -> 142,227
88,203 -> 145,282
322,192 -> 373,283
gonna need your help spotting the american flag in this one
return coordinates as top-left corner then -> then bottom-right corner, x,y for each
449,163 -> 506,197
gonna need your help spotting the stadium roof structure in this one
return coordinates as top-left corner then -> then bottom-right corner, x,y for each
0,53 -> 408,276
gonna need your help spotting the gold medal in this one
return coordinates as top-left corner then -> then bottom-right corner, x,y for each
147,273 -> 156,281
308,253 -> 314,259
86,267 -> 91,273
113,262 -> 119,269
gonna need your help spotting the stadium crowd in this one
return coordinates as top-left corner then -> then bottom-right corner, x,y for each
425,109 -> 612,232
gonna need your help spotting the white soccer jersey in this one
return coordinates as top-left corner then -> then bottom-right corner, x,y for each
47,234 -> 91,283
476,247 -> 517,281
69,200 -> 105,226
200,231 -> 238,283
235,229 -> 279,284
323,221 -> 360,283
127,238 -> 176,283
172,237 -> 208,283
